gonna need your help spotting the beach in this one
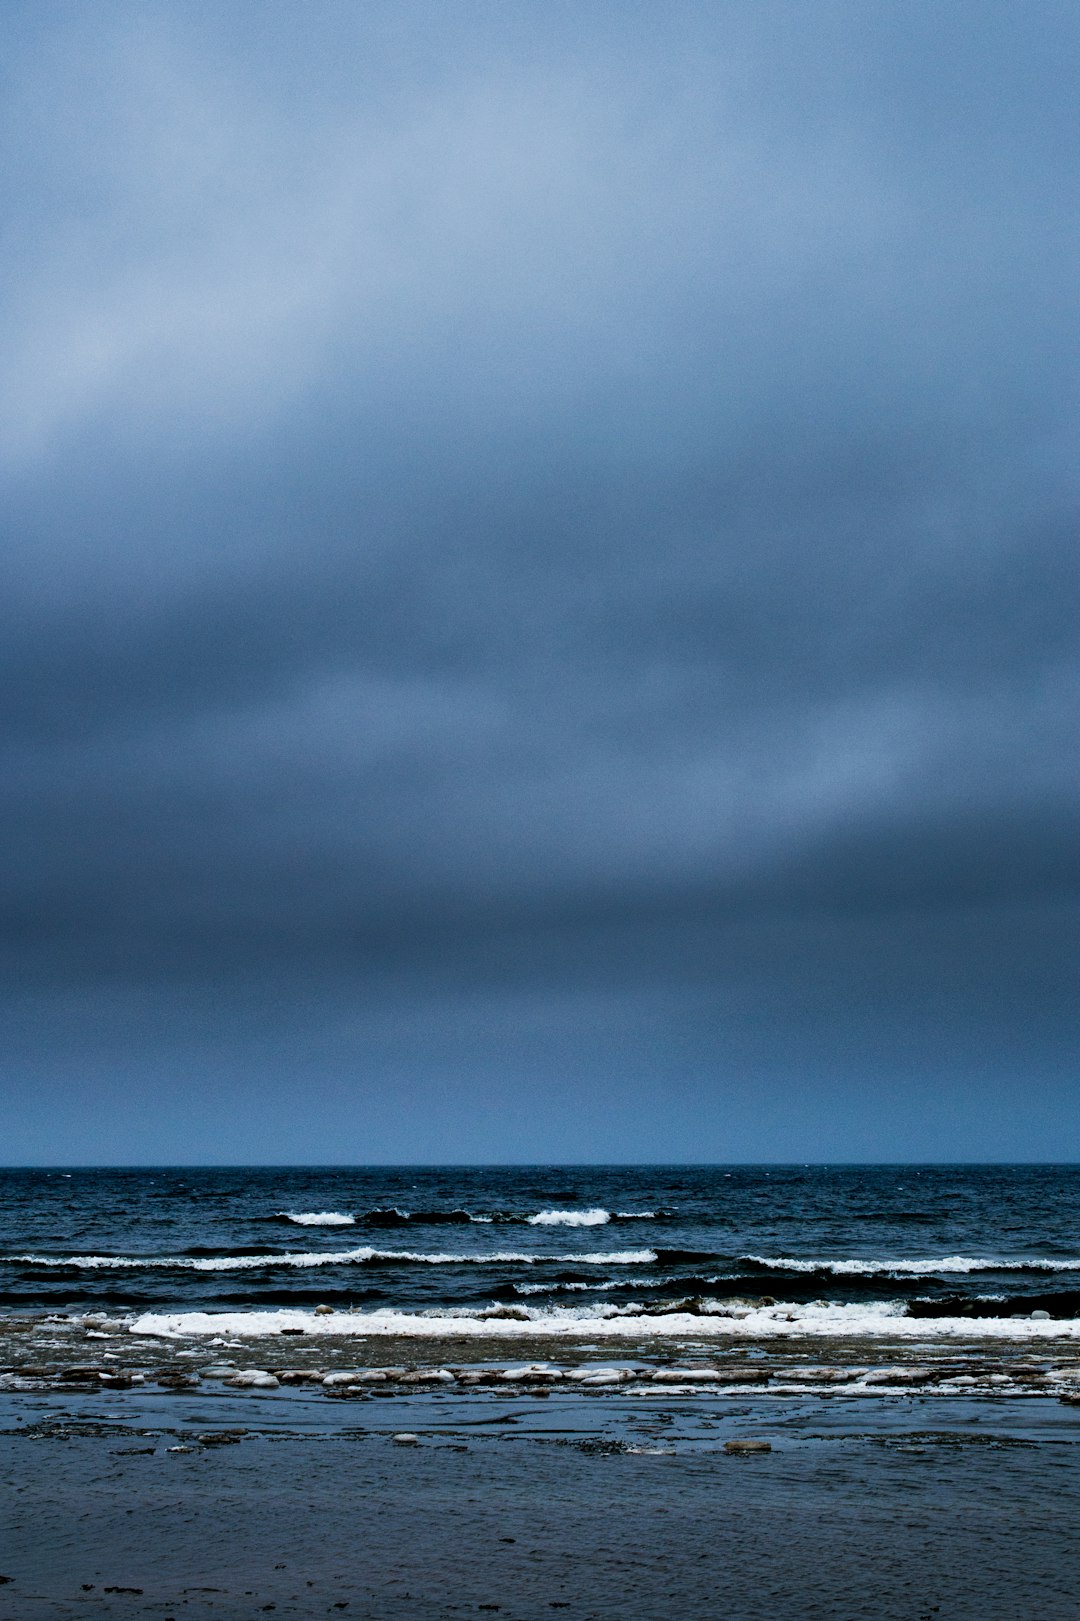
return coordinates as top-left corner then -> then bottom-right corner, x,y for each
5,1166 -> 1080,1615
4,1376 -> 1080,1619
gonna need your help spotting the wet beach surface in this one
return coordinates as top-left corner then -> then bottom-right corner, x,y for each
4,1378 -> 1080,1620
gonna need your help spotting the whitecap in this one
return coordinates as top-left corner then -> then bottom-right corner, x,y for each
514,1280 -> 622,1295
528,1208 -> 611,1227
7,1246 -> 657,1271
743,1254 -> 1080,1276
5,1249 -> 379,1271
280,1212 -> 356,1226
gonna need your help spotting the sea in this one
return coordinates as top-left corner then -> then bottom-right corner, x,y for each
3,1163 -> 1079,1343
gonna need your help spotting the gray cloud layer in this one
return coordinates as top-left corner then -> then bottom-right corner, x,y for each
2,1 -> 1078,1160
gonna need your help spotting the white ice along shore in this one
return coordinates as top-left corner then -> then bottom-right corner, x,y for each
125,1302 -> 1080,1340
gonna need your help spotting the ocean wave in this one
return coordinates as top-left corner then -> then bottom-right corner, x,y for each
268,1207 -> 669,1228
4,1247 -> 658,1272
525,1209 -> 670,1224
741,1255 -> 1080,1277
361,1208 -> 483,1227
513,1280 -> 623,1295
653,1247 -> 720,1265
907,1289 -> 1080,1319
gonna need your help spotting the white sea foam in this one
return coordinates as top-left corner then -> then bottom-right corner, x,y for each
576,1251 -> 655,1264
18,1247 -> 1077,1277
7,1249 -> 378,1271
528,1209 -> 611,1227
514,1280 -> 622,1294
7,1247 -> 657,1271
281,1212 -> 356,1226
127,1300 -> 1080,1341
744,1254 -> 1080,1276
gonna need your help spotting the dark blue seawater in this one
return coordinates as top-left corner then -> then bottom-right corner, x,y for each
1,1165 -> 1079,1330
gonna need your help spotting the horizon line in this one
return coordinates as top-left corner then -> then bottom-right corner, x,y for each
3,1160 -> 1079,1171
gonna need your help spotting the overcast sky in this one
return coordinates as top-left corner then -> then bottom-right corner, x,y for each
2,0 -> 1078,1164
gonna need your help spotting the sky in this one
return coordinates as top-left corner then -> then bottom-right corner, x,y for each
2,0 -> 1078,1164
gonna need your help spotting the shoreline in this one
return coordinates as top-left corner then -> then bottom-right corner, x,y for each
4,1382 -> 1080,1618
6,1309 -> 1080,1405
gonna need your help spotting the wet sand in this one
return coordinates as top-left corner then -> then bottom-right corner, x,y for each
4,1382 -> 1080,1619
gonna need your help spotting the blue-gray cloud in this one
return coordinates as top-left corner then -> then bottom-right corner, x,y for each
2,1 -> 1078,1160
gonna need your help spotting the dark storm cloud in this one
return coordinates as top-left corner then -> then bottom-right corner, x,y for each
1,1 -> 1078,1158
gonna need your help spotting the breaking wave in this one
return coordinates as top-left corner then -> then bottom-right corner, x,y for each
268,1207 -> 674,1229
5,1247 -> 658,1272
741,1255 -> 1080,1277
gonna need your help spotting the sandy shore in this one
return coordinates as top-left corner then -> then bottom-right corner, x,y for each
3,1380 -> 1080,1619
